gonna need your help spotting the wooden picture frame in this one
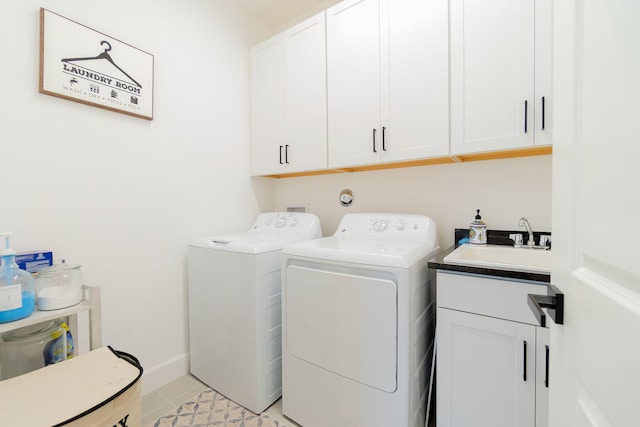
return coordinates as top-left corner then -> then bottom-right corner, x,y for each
39,8 -> 154,120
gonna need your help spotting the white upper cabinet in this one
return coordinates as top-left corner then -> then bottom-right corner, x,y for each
533,0 -> 552,148
450,0 -> 552,155
251,36 -> 285,176
327,0 -> 449,169
250,13 -> 327,176
326,0 -> 380,168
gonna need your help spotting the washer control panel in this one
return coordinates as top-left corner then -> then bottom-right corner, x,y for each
336,213 -> 434,241
251,212 -> 320,236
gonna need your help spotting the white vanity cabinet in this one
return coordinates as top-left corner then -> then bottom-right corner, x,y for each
250,12 -> 327,176
436,271 -> 549,427
326,0 -> 449,169
450,0 -> 552,155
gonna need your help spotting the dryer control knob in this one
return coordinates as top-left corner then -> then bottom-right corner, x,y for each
396,221 -> 406,231
275,217 -> 287,228
373,219 -> 387,232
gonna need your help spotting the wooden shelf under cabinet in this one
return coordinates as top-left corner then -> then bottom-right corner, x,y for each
260,146 -> 552,178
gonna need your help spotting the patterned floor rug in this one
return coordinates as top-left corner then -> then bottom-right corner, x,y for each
154,389 -> 286,427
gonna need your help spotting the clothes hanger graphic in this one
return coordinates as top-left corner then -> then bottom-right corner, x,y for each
61,40 -> 142,88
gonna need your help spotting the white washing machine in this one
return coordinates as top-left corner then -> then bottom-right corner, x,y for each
281,213 -> 439,427
188,212 -> 321,414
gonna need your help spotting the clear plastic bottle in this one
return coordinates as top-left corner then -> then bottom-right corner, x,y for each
0,232 -> 36,323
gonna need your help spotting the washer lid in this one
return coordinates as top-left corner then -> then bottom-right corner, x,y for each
189,233 -> 313,254
188,212 -> 322,254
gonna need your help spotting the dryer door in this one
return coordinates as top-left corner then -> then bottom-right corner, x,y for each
285,265 -> 397,392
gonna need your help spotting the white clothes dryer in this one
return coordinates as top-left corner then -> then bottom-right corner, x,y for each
188,212 -> 321,414
281,213 -> 439,427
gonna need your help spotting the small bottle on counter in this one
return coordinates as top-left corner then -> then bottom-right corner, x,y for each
0,232 -> 36,323
469,209 -> 487,245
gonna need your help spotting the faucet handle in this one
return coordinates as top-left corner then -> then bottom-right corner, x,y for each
509,233 -> 524,245
540,235 -> 551,247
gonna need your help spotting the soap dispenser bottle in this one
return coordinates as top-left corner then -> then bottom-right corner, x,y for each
469,209 -> 487,245
0,232 -> 36,323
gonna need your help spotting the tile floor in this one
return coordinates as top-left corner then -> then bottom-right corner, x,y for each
141,375 -> 300,427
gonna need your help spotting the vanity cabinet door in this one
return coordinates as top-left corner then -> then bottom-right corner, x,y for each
437,307 -> 536,427
536,326 -> 550,427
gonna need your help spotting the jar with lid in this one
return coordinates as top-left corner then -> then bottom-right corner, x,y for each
35,262 -> 83,310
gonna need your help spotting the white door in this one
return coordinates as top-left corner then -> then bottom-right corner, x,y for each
550,1 -> 640,426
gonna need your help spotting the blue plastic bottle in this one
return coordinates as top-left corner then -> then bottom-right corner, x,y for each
0,232 -> 35,323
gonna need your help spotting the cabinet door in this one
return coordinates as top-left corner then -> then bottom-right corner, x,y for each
380,0 -> 449,162
284,13 -> 328,173
437,307 -> 536,427
327,0 -> 382,168
450,0 -> 535,154
536,327 -> 549,427
534,0 -> 552,147
250,36 -> 285,176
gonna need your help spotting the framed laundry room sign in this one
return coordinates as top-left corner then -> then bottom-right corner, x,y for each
39,8 -> 154,120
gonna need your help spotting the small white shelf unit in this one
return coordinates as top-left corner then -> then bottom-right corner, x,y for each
0,284 -> 102,352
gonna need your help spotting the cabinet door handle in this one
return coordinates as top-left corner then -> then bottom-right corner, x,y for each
523,340 -> 528,382
372,128 -> 377,153
382,126 -> 387,151
285,144 -> 290,164
279,145 -> 284,165
524,100 -> 528,133
541,96 -> 546,130
545,345 -> 550,388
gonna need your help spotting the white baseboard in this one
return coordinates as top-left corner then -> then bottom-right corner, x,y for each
141,352 -> 189,395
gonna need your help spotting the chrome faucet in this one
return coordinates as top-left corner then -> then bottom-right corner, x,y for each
519,217 -> 536,246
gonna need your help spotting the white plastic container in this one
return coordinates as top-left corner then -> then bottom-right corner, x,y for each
35,262 -> 83,310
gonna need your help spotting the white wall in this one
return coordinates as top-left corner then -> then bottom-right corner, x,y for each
1,0 -> 275,393
273,155 -> 552,247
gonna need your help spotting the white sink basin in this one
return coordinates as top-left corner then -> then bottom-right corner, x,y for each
443,244 -> 551,274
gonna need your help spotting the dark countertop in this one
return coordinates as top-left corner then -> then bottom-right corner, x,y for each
428,245 -> 551,283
